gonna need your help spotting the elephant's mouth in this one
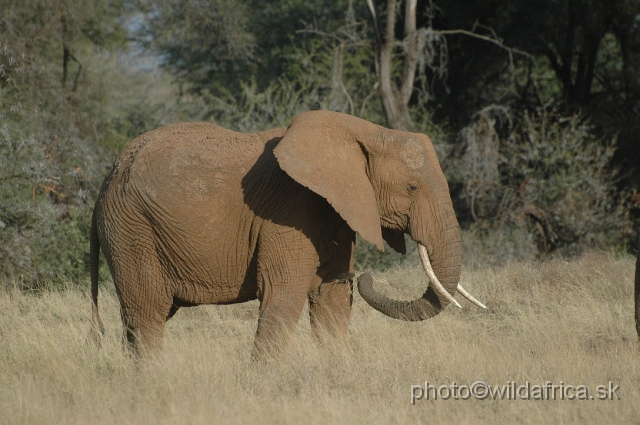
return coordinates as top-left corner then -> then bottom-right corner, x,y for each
357,243 -> 486,321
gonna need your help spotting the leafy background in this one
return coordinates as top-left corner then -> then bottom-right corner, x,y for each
1,0 -> 639,288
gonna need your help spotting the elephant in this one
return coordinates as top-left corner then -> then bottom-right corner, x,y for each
89,110 -> 485,356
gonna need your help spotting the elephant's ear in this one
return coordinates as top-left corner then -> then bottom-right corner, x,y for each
273,111 -> 384,251
382,228 -> 407,254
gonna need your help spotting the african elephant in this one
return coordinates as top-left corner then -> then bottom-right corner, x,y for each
89,110 -> 484,356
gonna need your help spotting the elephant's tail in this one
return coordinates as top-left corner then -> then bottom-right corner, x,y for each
90,208 -> 103,343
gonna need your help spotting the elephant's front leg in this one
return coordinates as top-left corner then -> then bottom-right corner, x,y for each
308,278 -> 354,342
251,246 -> 316,358
252,287 -> 309,358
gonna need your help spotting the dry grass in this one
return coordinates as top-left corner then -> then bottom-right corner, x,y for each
1,252 -> 639,424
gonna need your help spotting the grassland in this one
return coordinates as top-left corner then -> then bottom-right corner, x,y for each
1,252 -> 638,424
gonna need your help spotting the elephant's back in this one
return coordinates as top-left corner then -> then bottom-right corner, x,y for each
102,122 -> 277,197
117,122 -> 253,175
96,121 -> 287,235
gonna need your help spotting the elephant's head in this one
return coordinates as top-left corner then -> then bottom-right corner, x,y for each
274,110 -> 484,321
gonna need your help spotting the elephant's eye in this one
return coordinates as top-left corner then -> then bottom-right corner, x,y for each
407,181 -> 419,192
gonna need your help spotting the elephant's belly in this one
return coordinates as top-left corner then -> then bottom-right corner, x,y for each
173,276 -> 259,306
157,229 -> 259,306
143,186 -> 261,305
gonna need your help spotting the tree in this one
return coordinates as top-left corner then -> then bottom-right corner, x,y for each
365,0 -> 420,130
136,0 -> 256,97
136,0 -> 357,98
434,0 -> 640,188
0,0 -> 128,286
359,0 -> 530,131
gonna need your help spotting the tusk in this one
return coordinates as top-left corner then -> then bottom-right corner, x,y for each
456,284 -> 487,309
417,244 -> 461,308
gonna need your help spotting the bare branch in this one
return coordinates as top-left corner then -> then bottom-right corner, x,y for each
333,45 -> 355,115
377,0 -> 413,130
296,29 -> 349,44
399,0 -> 418,105
382,0 -> 397,52
471,20 -> 501,42
359,87 -> 379,117
302,1 -> 535,133
433,29 -> 534,62
364,0 -> 382,49
296,29 -> 371,48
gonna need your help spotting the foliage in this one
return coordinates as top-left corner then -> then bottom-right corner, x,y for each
433,0 -> 640,189
1,0 -> 638,287
136,0 -> 257,97
214,42 -> 385,130
135,0 -> 353,98
0,0 -> 136,287
453,106 -> 632,260
353,235 -> 418,272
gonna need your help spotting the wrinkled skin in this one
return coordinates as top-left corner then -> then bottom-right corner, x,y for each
90,110 -> 461,356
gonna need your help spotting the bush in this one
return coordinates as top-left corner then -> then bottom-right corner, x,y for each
0,56 -> 105,288
452,106 -> 633,263
0,16 -> 120,288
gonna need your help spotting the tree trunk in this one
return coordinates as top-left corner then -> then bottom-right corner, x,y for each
368,0 -> 418,131
545,0 -> 608,108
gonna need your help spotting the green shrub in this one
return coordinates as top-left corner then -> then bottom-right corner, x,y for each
453,106 -> 632,262
0,20 -> 118,288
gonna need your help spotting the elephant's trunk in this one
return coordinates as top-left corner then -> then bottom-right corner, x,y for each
357,246 -> 460,321
358,212 -> 463,321
357,268 -> 443,321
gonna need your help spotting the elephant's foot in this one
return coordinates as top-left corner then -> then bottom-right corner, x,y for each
119,298 -> 172,357
121,321 -> 166,358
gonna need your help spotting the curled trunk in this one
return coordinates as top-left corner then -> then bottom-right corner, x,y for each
358,237 -> 462,321
357,272 -> 444,321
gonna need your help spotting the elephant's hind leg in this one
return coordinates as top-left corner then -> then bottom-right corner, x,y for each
113,255 -> 173,356
119,289 -> 173,356
251,251 -> 315,358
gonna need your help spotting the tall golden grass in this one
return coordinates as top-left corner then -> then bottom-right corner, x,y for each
1,252 -> 638,424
